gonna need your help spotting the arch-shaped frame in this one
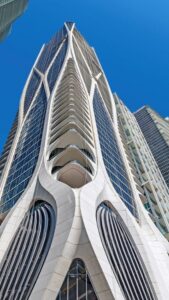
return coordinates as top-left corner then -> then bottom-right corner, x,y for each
96,201 -> 157,300
0,200 -> 56,300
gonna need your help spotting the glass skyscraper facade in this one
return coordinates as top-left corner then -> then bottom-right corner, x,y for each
0,0 -> 28,41
93,88 -> 137,217
135,106 -> 169,189
0,22 -> 169,300
0,86 -> 47,214
115,96 -> 169,240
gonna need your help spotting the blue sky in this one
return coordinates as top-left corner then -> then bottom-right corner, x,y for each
0,0 -> 169,151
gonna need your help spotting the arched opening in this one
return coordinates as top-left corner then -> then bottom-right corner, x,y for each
56,258 -> 98,300
0,201 -> 56,300
96,202 -> 156,300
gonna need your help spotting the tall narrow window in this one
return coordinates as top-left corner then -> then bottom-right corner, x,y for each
36,26 -> 67,74
56,259 -> 98,300
93,87 -> 137,217
0,85 -> 47,214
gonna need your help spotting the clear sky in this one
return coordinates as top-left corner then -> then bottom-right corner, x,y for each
0,0 -> 169,151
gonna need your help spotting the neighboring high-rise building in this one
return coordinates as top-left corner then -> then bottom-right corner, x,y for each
135,106 -> 169,189
0,0 -> 28,41
0,22 -> 169,300
114,95 -> 169,240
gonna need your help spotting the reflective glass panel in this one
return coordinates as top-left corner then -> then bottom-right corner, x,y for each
24,71 -> 41,114
0,85 -> 47,214
56,259 -> 98,300
36,26 -> 67,74
47,40 -> 68,92
93,88 -> 137,216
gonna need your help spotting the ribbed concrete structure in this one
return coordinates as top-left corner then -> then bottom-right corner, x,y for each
0,22 -> 169,300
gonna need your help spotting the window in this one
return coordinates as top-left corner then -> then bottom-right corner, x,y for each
93,88 -> 137,217
56,259 -> 98,300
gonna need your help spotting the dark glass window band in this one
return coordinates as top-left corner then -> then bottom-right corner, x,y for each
93,87 -> 137,217
0,85 -> 47,214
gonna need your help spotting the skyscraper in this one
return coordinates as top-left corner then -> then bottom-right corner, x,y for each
0,22 -> 169,300
114,95 -> 169,240
135,106 -> 169,189
0,0 -> 28,41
